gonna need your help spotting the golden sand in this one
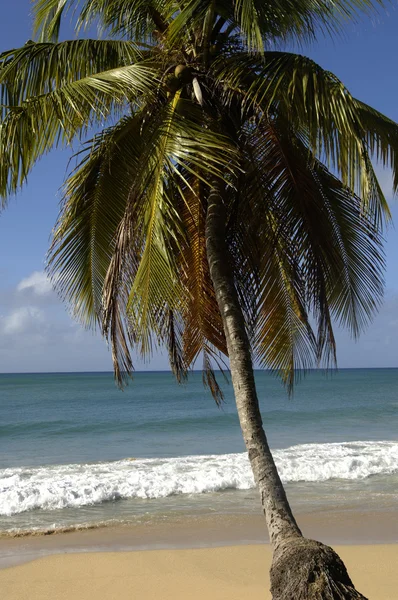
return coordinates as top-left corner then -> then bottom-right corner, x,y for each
0,544 -> 397,600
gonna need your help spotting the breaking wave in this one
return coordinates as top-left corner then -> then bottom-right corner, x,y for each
1,441 -> 397,516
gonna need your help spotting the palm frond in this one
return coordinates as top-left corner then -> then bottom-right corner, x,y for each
233,0 -> 383,52
48,110 -> 150,327
215,51 -> 395,219
33,0 -> 169,42
33,0 -> 70,42
255,240 -> 317,389
98,97 -> 237,383
202,344 -> 228,405
233,127 -> 317,387
353,98 -> 398,194
0,39 -> 142,106
179,178 -> 227,367
0,61 -> 158,197
163,309 -> 188,383
125,95 -> 235,350
78,0 -> 169,39
248,120 -> 385,364
166,0 -> 215,47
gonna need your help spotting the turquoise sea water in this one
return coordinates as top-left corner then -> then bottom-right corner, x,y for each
1,369 -> 397,534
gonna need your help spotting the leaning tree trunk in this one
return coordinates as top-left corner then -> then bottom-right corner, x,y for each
205,183 -> 367,600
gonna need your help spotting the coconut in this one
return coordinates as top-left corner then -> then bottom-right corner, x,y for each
174,64 -> 192,83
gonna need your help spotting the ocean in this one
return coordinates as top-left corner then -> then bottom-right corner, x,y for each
1,369 -> 397,536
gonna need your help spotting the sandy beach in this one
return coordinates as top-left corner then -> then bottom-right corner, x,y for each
1,372 -> 397,599
1,544 -> 397,600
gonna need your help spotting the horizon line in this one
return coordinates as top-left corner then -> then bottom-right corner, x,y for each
1,367 -> 398,375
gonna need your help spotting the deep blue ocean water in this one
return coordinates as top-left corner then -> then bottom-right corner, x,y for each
1,369 -> 397,533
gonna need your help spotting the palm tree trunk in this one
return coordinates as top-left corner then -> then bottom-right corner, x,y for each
205,182 -> 367,600
205,183 -> 301,550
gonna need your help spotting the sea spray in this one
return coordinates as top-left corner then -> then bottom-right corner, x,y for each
1,441 -> 397,517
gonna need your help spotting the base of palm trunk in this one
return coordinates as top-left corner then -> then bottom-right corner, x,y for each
270,537 -> 367,600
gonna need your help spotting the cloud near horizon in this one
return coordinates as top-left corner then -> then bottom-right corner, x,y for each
1,306 -> 45,335
0,271 -> 116,372
1,271 -> 398,373
0,271 -> 168,373
16,271 -> 54,296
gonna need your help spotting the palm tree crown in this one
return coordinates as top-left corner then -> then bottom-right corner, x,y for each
1,0 -> 397,400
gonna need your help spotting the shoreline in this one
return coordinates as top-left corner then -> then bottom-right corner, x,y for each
1,544 -> 397,600
1,508 -> 397,569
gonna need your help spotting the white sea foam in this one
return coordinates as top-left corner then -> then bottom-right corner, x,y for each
1,441 -> 397,516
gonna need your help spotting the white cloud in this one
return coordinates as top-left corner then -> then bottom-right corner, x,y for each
17,271 -> 53,296
0,271 -> 167,372
1,306 -> 45,334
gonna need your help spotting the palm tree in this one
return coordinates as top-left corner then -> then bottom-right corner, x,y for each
2,1 -> 398,597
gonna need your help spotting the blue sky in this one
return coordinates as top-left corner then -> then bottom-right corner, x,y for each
1,1 -> 398,372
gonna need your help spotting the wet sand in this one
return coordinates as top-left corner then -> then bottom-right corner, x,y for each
1,509 -> 397,569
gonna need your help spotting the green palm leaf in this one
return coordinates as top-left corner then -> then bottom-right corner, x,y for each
96,96 -> 237,382
178,177 -> 227,402
354,98 -> 398,192
48,111 -> 149,327
215,51 -> 396,217
0,39 -> 142,105
33,0 -> 168,42
254,119 -> 384,343
125,95 -> 236,346
34,0 -> 70,42
0,60 -> 158,197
